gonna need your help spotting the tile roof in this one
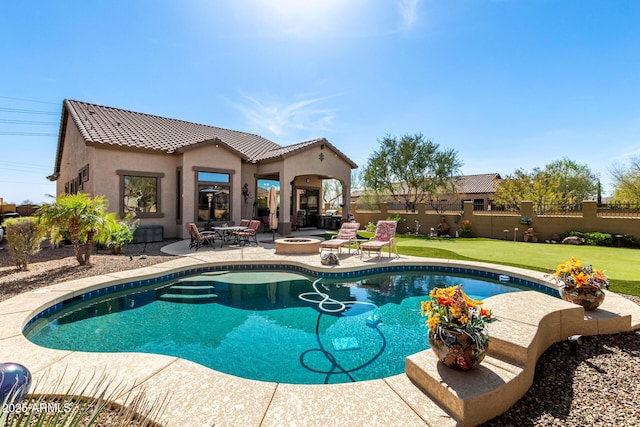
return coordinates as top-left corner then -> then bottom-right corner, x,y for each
64,100 -> 282,160
454,173 -> 502,194
351,173 -> 502,197
253,137 -> 357,168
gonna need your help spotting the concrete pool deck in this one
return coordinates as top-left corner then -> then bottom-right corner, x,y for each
1,237 -> 639,426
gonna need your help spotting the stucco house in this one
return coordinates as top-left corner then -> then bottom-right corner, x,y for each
48,100 -> 357,240
351,173 -> 502,211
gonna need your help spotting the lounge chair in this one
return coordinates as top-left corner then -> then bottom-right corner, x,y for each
319,222 -> 360,254
360,220 -> 398,259
186,222 -> 216,250
233,219 -> 261,246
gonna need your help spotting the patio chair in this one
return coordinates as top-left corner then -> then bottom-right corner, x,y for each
360,220 -> 398,259
319,222 -> 360,254
239,219 -> 251,228
186,222 -> 216,251
233,219 -> 261,246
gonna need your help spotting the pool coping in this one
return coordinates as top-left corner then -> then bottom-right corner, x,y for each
1,246 -> 639,426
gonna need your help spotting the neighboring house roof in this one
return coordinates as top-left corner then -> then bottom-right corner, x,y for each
453,173 -> 502,194
49,99 -> 357,179
351,173 -> 502,198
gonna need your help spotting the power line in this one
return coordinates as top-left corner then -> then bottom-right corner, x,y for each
0,165 -> 52,173
0,95 -> 59,105
0,107 -> 58,115
0,119 -> 58,125
0,131 -> 57,136
0,179 -> 54,185
0,160 -> 52,169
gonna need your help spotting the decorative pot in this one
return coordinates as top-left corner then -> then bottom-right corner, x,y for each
560,285 -> 605,311
428,328 -> 488,371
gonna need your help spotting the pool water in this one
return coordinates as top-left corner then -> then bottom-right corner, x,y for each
25,271 -> 525,384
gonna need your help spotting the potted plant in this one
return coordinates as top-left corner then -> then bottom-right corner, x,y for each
421,285 -> 496,370
554,257 -> 609,310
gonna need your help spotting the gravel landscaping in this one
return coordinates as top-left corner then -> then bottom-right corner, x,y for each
1,239 -> 638,426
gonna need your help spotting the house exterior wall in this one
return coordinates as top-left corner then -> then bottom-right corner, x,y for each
90,146 -> 180,236
57,124 -> 91,196
240,162 -> 259,220
180,143 -> 243,238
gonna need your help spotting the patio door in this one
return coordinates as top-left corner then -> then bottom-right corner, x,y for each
297,188 -> 319,228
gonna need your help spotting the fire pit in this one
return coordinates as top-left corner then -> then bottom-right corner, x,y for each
274,238 -> 321,254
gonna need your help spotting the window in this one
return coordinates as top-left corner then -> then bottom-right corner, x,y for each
80,164 -> 89,182
176,168 -> 182,221
197,171 -> 231,222
117,171 -> 164,217
473,199 -> 485,211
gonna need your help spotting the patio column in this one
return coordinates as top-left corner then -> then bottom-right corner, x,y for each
280,172 -> 293,235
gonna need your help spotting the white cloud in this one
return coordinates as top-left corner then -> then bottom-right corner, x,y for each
232,92 -> 337,139
397,0 -> 420,32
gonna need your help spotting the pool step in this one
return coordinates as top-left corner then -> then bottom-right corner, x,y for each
158,293 -> 218,303
157,280 -> 218,304
168,284 -> 216,294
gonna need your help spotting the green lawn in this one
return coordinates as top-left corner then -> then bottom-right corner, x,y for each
351,233 -> 639,296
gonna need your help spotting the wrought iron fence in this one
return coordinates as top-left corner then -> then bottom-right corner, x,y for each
387,201 -> 419,211
423,202 -> 463,213
473,204 -> 520,215
534,203 -> 583,216
597,202 -> 640,218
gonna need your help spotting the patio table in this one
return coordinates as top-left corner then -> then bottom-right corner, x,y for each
211,226 -> 248,247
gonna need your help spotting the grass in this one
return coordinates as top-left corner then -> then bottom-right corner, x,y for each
347,233 -> 640,296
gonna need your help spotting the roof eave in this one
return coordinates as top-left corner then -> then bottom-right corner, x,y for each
175,138 -> 251,161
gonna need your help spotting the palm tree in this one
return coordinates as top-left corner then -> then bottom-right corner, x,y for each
37,193 -> 108,266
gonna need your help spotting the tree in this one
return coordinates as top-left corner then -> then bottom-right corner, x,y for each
37,193 -> 108,266
322,179 -> 343,209
494,158 -> 599,212
610,156 -> 640,202
5,217 -> 45,271
545,158 -> 599,202
361,133 -> 463,211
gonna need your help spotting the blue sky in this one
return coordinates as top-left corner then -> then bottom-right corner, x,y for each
1,0 -> 639,204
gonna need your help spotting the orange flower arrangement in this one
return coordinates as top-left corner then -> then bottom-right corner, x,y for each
421,285 -> 496,351
554,257 -> 609,291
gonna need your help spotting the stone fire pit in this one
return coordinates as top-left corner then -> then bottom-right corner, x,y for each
274,237 -> 320,254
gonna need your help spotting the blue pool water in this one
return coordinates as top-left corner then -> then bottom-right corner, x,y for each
25,270 -> 527,384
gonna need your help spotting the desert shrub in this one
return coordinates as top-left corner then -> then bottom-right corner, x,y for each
5,217 -> 45,271
458,219 -> 474,238
561,231 -> 639,248
386,213 -> 405,226
562,231 -> 610,246
96,213 -> 139,254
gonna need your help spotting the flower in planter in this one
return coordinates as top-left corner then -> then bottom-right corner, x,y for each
421,285 -> 496,353
554,257 -> 610,310
554,257 -> 609,291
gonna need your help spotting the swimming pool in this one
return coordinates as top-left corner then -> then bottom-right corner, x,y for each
25,269 -> 530,384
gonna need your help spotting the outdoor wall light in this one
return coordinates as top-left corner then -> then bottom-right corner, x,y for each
568,334 -> 583,356
306,178 -> 310,183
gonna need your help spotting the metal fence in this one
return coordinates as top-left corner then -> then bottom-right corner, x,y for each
533,203 -> 583,216
597,202 -> 640,218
